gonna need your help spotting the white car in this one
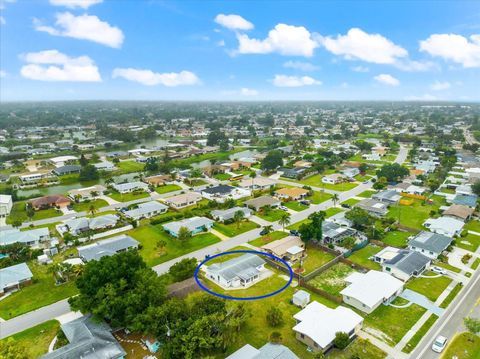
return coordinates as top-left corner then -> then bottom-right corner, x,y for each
432,335 -> 447,353
431,266 -> 447,275
279,206 -> 289,211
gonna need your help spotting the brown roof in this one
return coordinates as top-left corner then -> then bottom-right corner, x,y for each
275,187 -> 309,198
167,277 -> 202,298
30,195 -> 70,207
444,204 -> 474,221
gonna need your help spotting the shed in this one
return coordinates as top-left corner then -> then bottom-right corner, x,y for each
293,290 -> 310,308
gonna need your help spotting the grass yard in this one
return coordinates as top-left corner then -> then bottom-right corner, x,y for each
464,220 -> 480,233
326,207 -> 344,218
213,173 -> 231,181
441,332 -> 480,359
249,231 -> 288,247
328,338 -> 386,359
388,197 -> 444,230
205,246 -> 252,265
364,303 -> 427,346
213,220 -> 259,237
128,225 -> 221,266
188,179 -> 207,186
108,190 -> 150,202
347,244 -> 382,270
72,198 -> 109,212
456,233 -> 480,252
357,190 -> 377,198
287,218 -> 310,231
256,208 -> 286,222
308,262 -> 354,295
0,320 -> 60,358
402,314 -> 438,353
341,198 -> 361,206
7,201 -> 63,224
439,282 -> 463,308
154,184 -> 182,194
436,260 -> 462,273
307,191 -> 332,204
0,262 -> 78,319
472,258 -> 480,270
405,272 -> 453,302
294,246 -> 336,274
382,230 -> 412,248
284,201 -> 308,212
116,160 -> 145,173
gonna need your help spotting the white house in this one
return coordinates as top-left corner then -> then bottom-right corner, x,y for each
112,181 -> 149,194
124,201 -> 168,220
408,231 -> 453,259
238,177 -> 276,191
164,192 -> 202,209
94,161 -> 116,171
49,155 -> 78,168
340,271 -> 404,314
423,216 -> 464,237
322,173 -> 344,185
200,185 -> 251,203
210,206 -> 252,223
0,194 -> 13,220
0,227 -> 50,247
68,185 -> 107,201
204,254 -> 267,289
293,301 -> 363,353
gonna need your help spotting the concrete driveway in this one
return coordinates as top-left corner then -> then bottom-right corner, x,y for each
400,289 -> 445,316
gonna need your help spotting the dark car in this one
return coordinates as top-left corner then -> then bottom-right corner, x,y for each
341,203 -> 351,208
290,230 -> 300,236
299,200 -> 311,206
260,228 -> 270,235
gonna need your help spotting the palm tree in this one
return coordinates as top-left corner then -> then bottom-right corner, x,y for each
250,171 -> 257,190
233,210 -> 245,229
263,225 -> 273,235
279,212 -> 291,232
89,204 -> 97,217
332,193 -> 339,207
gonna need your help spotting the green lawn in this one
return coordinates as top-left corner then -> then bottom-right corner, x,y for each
7,201 -> 63,224
441,332 -> 480,359
347,245 -> 382,270
354,174 -> 372,182
388,197 -> 445,230
307,191 -> 332,204
364,303 -> 427,346
341,198 -> 361,206
284,201 -> 308,212
249,231 -> 288,247
0,262 -> 78,319
436,260 -> 462,273
116,160 -> 145,173
357,190 -> 377,198
464,220 -> 480,233
72,198 -> 109,212
308,262 -> 354,295
127,225 -> 221,266
294,246 -> 336,274
213,173 -> 231,181
456,233 -> 480,252
287,218 -> 310,231
0,320 -> 60,358
154,184 -> 182,194
188,179 -> 207,186
256,208 -> 286,222
402,314 -> 438,353
439,282 -> 463,308
405,272 -> 453,302
326,207 -> 344,218
108,190 -> 150,202
328,338 -> 386,359
382,230 -> 412,248
285,174 -> 358,191
472,258 -> 480,270
213,220 -> 259,237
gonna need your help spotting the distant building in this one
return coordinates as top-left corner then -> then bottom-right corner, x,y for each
354,198 -> 388,217
423,216 -> 464,237
0,227 -> 50,247
68,185 -> 107,201
200,185 -> 250,203
52,165 -> 82,176
112,181 -> 149,194
244,196 -> 281,211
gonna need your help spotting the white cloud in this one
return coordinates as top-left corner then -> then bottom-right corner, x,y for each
20,49 -> 101,82
420,33 -> 480,68
0,70 -> 6,78
322,28 -> 407,64
34,12 -> 124,48
112,68 -> 199,86
214,14 -> 253,31
236,24 -> 318,57
217,40 -> 225,47
240,88 -> 258,96
351,65 -> 369,72
272,74 -> 321,87
283,61 -> 319,71
430,81 -> 451,91
374,74 -> 400,86
49,0 -> 102,9
393,59 -> 439,72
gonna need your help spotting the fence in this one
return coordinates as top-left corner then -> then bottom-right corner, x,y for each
302,255 -> 343,282
343,239 -> 369,258
301,281 -> 343,304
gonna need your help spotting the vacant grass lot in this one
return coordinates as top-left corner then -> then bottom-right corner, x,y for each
293,246 -> 336,274
464,220 -> 480,233
213,220 -> 259,237
0,262 -> 78,319
284,201 -> 308,212
357,190 -> 377,198
382,230 -> 413,248
440,282 -> 463,308
308,262 -> 354,295
405,272 -> 453,302
388,197 -> 445,230
0,320 -> 60,358
6,201 -> 63,224
108,190 -> 150,202
154,184 -> 182,194
72,198 -> 109,212
347,245 -> 382,270
256,208 -> 286,222
364,303 -> 427,346
326,207 -> 344,218
307,191 -> 332,204
249,231 -> 288,247
327,338 -> 386,359
128,225 -> 221,266
116,160 -> 145,173
341,198 -> 361,206
284,175 -> 359,191
441,332 -> 480,359
213,173 -> 231,181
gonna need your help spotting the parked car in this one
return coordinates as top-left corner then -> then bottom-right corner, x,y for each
279,205 -> 289,211
260,228 -> 270,235
341,203 -> 351,208
299,200 -> 311,206
290,230 -> 300,236
431,336 -> 447,353
431,266 -> 447,275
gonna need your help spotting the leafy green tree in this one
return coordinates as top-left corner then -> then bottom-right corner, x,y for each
333,331 -> 350,349
233,210 -> 245,229
69,251 -> 166,328
177,226 -> 192,241
0,338 -> 28,359
266,306 -> 284,327
464,317 -> 480,335
472,180 -> 480,196
332,193 -> 339,207
79,154 -> 89,167
345,207 -> 375,230
207,130 -> 227,146
376,163 -> 409,182
79,164 -> 99,181
261,150 -> 283,171
359,163 -> 369,174
168,258 -> 198,282
269,331 -> 283,344
144,157 -> 159,172
299,211 -> 326,243
25,203 -> 35,221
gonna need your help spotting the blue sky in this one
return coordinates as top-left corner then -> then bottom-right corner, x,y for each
1,0 -> 479,101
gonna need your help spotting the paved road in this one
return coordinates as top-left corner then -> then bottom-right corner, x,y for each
463,127 -> 478,146
410,263 -> 480,359
394,145 -> 409,164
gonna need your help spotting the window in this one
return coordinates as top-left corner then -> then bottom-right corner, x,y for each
300,334 -> 304,339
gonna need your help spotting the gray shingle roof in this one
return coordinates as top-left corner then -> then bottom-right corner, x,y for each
162,216 -> 213,234
409,231 -> 453,253
208,254 -> 266,282
386,250 -> 431,276
0,263 -> 33,291
78,235 -> 139,262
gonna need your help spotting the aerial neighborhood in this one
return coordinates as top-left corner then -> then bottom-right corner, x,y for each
0,102 -> 480,359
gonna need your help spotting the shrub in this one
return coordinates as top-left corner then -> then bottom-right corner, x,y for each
266,307 -> 284,327
334,331 -> 350,349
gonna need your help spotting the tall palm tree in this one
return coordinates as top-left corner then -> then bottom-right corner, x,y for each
263,225 -> 273,235
89,204 -> 97,217
233,210 -> 245,229
332,193 -> 339,207
279,212 -> 291,232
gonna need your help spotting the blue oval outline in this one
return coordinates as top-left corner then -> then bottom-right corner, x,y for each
194,249 -> 294,301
